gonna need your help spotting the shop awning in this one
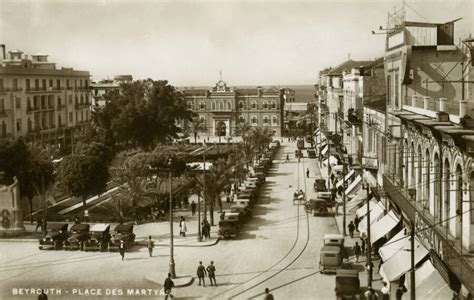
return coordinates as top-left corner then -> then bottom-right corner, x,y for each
336,169 -> 355,189
314,128 -> 320,135
358,202 -> 385,234
406,259 -> 453,299
379,237 -> 429,282
322,155 -> 338,167
321,144 -> 329,156
347,189 -> 369,211
379,230 -> 410,261
345,174 -> 362,196
369,210 -> 400,244
355,199 -> 379,218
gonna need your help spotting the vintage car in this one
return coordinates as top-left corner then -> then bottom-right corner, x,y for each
314,178 -> 328,192
292,190 -> 306,205
230,204 -> 251,220
319,245 -> 343,273
64,224 -> 90,251
39,223 -> 69,250
109,224 -> 136,251
335,269 -> 360,299
84,223 -> 111,252
305,199 -> 330,216
307,149 -> 317,158
219,219 -> 239,239
222,211 -> 243,226
244,179 -> 259,189
252,172 -> 266,183
236,198 -> 251,208
324,233 -> 347,258
255,165 -> 267,175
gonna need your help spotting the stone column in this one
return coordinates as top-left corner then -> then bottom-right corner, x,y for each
439,98 -> 446,112
423,97 -> 430,110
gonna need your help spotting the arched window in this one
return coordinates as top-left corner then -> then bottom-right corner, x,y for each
187,102 -> 193,110
272,116 -> 278,125
199,116 -> 205,124
26,79 -> 30,91
263,115 -> 269,125
211,102 -> 215,110
80,95 -> 84,104
251,116 -> 258,125
58,114 -> 62,127
251,101 -> 257,110
219,102 -> 223,110
272,102 -> 276,109
239,101 -> 244,109
239,116 -> 245,123
444,158 -> 450,228
455,164 -> 463,238
35,79 -> 39,90
42,79 -> 46,90
200,102 -> 205,110
417,145 -> 422,202
226,102 -> 231,110
434,153 -> 441,223
27,118 -> 32,132
263,102 -> 268,109
424,148 -> 430,211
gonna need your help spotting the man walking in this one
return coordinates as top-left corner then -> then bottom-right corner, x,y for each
179,217 -> 187,237
119,240 -> 125,261
191,201 -> 196,216
196,261 -> 207,286
348,221 -> 355,238
353,241 -> 362,263
163,273 -> 175,299
286,154 -> 289,162
354,215 -> 360,231
35,217 -> 43,233
306,168 -> 310,178
207,261 -> 217,286
147,235 -> 154,257
264,288 -> 274,300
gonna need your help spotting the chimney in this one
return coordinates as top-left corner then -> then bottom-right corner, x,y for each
459,100 -> 468,117
423,96 -> 430,110
439,98 -> 446,112
0,44 -> 5,61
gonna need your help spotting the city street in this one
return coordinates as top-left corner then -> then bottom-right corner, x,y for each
0,141 -> 340,299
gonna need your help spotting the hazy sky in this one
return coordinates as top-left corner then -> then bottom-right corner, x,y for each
0,0 -> 472,86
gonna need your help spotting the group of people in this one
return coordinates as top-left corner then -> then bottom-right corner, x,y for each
196,261 -> 217,287
201,219 -> 211,239
293,189 -> 305,200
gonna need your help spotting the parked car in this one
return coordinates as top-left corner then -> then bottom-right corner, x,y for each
319,245 -> 343,273
39,223 -> 69,250
84,224 -> 111,252
64,224 -> 90,251
305,199 -> 330,216
324,233 -> 347,258
219,219 -> 239,239
109,224 -> 135,251
335,269 -> 360,299
314,178 -> 328,192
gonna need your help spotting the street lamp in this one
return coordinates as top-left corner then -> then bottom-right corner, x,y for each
342,154 -> 349,236
168,158 -> 176,278
363,178 -> 372,289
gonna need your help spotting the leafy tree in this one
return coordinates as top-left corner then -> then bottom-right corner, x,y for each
56,141 -> 112,210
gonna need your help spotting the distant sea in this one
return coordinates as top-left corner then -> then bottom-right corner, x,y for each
178,84 -> 316,103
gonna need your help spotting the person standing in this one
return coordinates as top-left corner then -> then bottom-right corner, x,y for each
286,154 -> 289,162
396,285 -> 407,300
179,217 -> 187,237
354,215 -> 360,232
348,221 -> 355,238
163,273 -> 175,299
353,242 -> 362,263
207,261 -> 217,286
196,261 -> 207,286
147,235 -> 154,257
119,240 -> 125,261
264,288 -> 274,300
35,217 -> 43,233
360,237 -> 366,255
381,281 -> 390,300
191,201 -> 196,216
306,168 -> 310,178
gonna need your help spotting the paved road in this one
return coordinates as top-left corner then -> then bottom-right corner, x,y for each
0,141 -> 340,299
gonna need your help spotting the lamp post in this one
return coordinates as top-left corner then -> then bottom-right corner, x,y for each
168,158 -> 176,278
342,154 -> 348,236
365,179 -> 372,289
408,188 -> 416,300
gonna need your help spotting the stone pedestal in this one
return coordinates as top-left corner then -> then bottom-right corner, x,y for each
0,177 -> 25,237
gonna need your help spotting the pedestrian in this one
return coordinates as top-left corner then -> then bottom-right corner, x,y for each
191,201 -> 196,216
163,273 -> 175,299
204,219 -> 211,238
207,261 -> 217,286
353,241 -> 362,262
306,168 -> 309,178
196,261 -> 207,286
360,237 -> 366,255
381,281 -> 390,300
119,240 -> 125,261
179,216 -> 187,237
354,215 -> 360,232
286,154 -> 289,162
35,217 -> 43,233
348,221 -> 355,238
110,234 -> 116,246
147,235 -> 154,257
201,221 -> 208,239
330,173 -> 335,185
366,261 -> 374,280
38,289 -> 48,300
396,285 -> 407,300
264,288 -> 274,300
226,195 -> 230,203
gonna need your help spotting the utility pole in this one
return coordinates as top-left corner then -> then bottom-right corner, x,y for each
410,220 -> 415,300
366,182 -> 372,288
168,158 -> 176,278
342,158 -> 347,236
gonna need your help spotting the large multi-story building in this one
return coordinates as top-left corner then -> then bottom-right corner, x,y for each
182,79 -> 284,137
0,47 -> 91,148
91,75 -> 133,108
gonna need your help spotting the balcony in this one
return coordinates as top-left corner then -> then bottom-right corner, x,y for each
383,174 -> 474,293
26,106 -> 40,113
74,102 -> 91,109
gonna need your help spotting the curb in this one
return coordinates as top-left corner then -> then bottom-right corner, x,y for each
154,237 -> 221,248
144,274 -> 194,288
0,238 -> 37,243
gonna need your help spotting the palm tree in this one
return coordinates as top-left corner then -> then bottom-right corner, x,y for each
235,122 -> 253,145
185,117 -> 206,144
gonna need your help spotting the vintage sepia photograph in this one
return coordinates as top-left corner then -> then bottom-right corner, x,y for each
0,0 -> 473,299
